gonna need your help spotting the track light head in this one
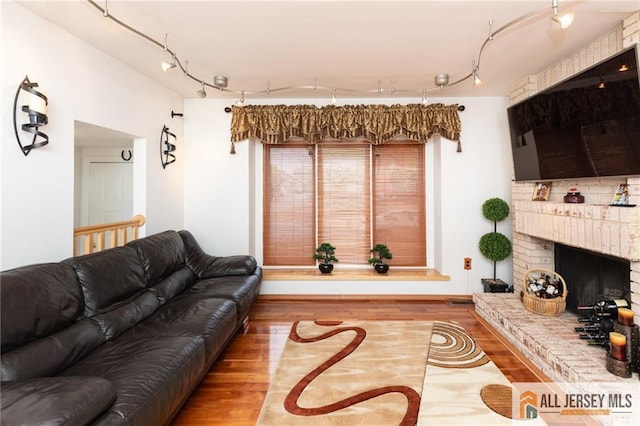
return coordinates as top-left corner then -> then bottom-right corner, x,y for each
551,0 -> 574,29
197,81 -> 207,98
235,90 -> 245,107
161,56 -> 176,72
330,87 -> 337,105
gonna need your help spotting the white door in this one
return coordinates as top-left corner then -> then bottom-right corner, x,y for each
86,161 -> 133,225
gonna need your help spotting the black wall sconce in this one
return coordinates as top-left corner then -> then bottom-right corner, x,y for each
160,125 -> 176,169
13,75 -> 49,156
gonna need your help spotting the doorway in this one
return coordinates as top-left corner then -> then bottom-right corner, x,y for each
74,121 -> 136,227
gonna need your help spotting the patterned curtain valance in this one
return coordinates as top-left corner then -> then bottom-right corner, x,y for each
230,103 -> 462,147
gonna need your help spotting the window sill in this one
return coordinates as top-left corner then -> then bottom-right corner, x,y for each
262,267 -> 450,281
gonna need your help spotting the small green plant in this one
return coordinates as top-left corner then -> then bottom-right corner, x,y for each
368,243 -> 393,265
314,243 -> 339,265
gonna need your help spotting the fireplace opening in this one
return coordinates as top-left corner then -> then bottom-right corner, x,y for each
554,243 -> 631,314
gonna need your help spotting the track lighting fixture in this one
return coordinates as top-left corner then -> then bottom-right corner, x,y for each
87,0 -> 585,103
472,62 -> 482,86
197,81 -> 207,98
551,0 -> 574,29
161,55 -> 176,72
619,63 -> 629,72
235,91 -> 245,107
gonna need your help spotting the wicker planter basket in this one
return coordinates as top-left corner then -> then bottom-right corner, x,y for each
522,268 -> 568,316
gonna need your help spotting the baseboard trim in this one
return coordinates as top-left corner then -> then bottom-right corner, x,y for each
257,294 -> 473,302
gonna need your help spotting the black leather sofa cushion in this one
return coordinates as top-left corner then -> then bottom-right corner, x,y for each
0,263 -> 84,353
123,296 -> 237,365
1,376 -> 115,426
89,290 -> 161,340
61,336 -> 206,426
189,273 -> 262,323
127,230 -> 187,285
147,266 -> 196,304
1,318 -> 105,381
65,246 -> 147,317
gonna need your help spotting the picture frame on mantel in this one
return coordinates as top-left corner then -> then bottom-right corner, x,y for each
532,181 -> 552,201
611,184 -> 629,206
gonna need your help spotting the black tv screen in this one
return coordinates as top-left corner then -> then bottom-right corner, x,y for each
508,45 -> 640,182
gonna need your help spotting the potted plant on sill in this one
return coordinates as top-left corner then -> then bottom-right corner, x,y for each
369,243 -> 392,273
479,197 -> 513,293
314,242 -> 339,274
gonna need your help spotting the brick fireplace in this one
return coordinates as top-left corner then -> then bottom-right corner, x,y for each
474,15 -> 640,385
474,178 -> 640,384
511,177 -> 640,316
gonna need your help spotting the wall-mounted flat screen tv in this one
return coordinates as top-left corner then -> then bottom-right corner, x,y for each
508,45 -> 640,182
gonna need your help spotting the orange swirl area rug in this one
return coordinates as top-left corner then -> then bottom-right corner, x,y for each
256,320 -> 546,425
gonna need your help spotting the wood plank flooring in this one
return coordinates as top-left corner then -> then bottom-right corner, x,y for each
170,297 -> 547,425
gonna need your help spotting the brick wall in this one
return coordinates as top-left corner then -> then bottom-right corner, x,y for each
509,12 -> 640,314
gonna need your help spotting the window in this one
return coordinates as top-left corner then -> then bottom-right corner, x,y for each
263,141 -> 426,266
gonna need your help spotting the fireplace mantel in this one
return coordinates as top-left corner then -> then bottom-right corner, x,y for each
514,200 -> 640,262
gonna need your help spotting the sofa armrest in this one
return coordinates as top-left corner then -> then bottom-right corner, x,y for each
178,230 -> 257,277
1,376 -> 115,426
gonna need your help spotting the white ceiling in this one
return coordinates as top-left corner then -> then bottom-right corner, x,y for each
17,0 -> 640,101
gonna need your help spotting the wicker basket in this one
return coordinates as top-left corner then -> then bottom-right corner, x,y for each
522,268 -> 568,316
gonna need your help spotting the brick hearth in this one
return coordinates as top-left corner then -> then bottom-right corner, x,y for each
474,293 -> 637,384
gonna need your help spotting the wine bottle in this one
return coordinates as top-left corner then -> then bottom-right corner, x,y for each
575,325 -> 603,332
587,340 -> 609,349
577,299 -> 630,317
575,317 -> 614,332
578,299 -> 630,312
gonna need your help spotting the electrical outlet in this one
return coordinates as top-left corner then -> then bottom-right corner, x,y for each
464,257 -> 472,270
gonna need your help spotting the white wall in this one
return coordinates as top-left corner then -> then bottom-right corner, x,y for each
184,96 -> 514,294
1,2 -> 185,269
1,2 -> 515,295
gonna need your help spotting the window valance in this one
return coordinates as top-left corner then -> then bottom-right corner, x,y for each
229,103 -> 462,147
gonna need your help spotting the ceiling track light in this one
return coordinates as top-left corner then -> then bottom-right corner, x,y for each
472,61 -> 482,86
235,90 -> 245,107
551,0 -> 574,29
161,54 -> 176,72
86,0 -> 580,103
197,81 -> 207,98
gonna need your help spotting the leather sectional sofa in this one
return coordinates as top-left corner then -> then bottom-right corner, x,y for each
0,230 -> 262,425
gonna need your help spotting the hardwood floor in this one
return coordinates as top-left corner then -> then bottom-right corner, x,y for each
170,297 -> 547,425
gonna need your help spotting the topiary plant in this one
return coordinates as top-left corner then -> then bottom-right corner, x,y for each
482,197 -> 510,223
479,198 -> 512,282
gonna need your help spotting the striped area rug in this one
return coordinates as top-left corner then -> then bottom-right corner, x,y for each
256,320 -> 545,425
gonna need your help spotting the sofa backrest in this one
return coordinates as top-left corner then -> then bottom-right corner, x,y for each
64,245 -> 161,340
127,230 -> 196,303
0,263 -> 106,381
